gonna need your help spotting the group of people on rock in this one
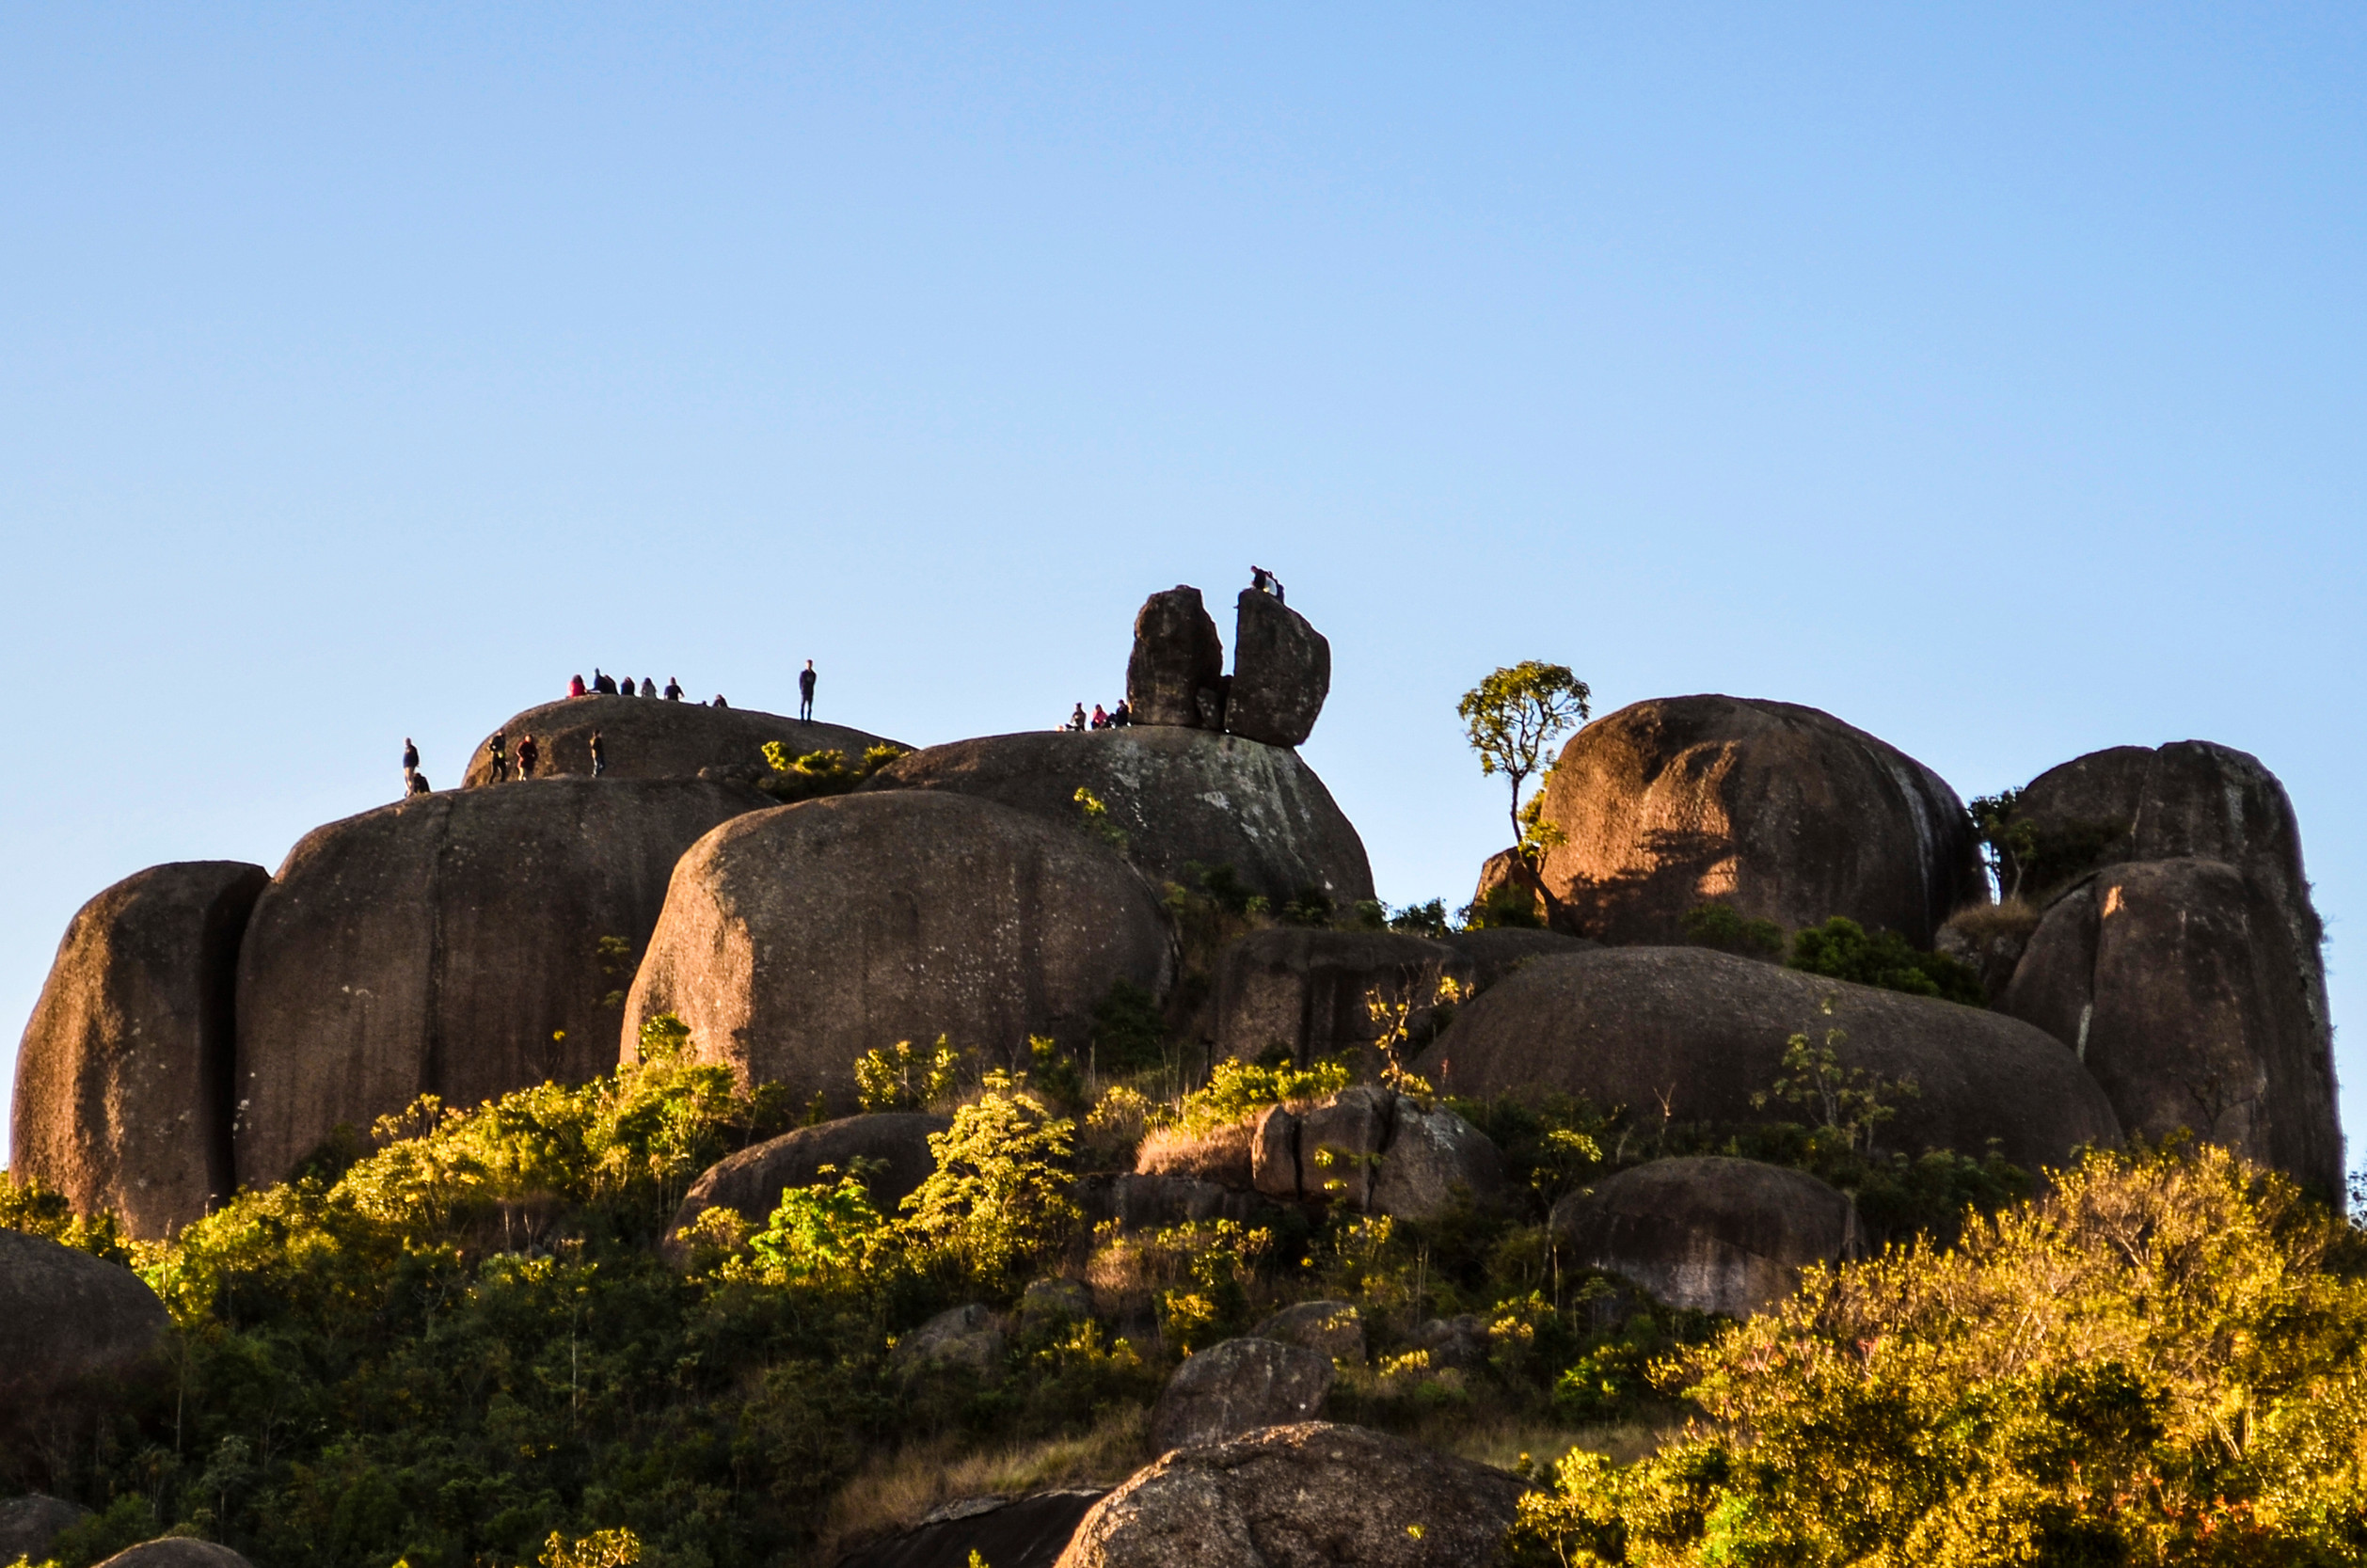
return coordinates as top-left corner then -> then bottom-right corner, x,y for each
481,730 -> 541,783
1065,700 -> 1133,732
1249,563 -> 1287,603
570,670 -> 691,703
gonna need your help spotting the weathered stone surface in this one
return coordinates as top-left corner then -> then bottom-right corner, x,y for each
1225,591 -> 1328,748
1368,1101 -> 1504,1219
627,792 -> 1175,1112
1438,927 -> 1597,990
1125,587 -> 1226,729
1150,1338 -> 1332,1452
870,727 -> 1374,906
1934,901 -> 2043,1007
1410,1315 -> 1488,1373
1019,1278 -> 1094,1332
0,1229 -> 171,1475
660,1113 -> 947,1264
12,862 -> 267,1240
463,696 -> 901,787
0,1495 -> 87,1565
95,1542 -> 256,1568
1076,1173 -> 1259,1232
1414,947 -> 2120,1174
1056,1422 -> 1528,1568
2006,858 -> 2342,1194
1213,929 -> 1457,1068
835,1490 -> 1106,1568
2010,740 -> 2313,904
1248,1105 -> 1299,1199
1551,1156 -> 1862,1316
1534,695 -> 1985,947
1251,1300 -> 1364,1364
1296,1086 -> 1394,1208
1469,848 -> 1548,927
233,778 -> 769,1188
1136,1122 -> 1255,1189
895,1304 -> 1007,1375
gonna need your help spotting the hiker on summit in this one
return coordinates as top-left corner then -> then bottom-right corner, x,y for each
663,676 -> 683,701
402,737 -> 419,784
1068,703 -> 1088,732
405,770 -> 432,797
569,673 -> 587,697
589,732 -> 607,777
712,694 -> 729,708
487,733 -> 509,783
1251,565 -> 1273,594
1090,704 -> 1109,729
799,660 -> 817,721
640,677 -> 657,698
1111,699 -> 1132,726
516,735 -> 539,779
594,670 -> 618,695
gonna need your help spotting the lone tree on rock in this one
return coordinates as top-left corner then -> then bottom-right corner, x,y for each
1458,659 -> 1590,881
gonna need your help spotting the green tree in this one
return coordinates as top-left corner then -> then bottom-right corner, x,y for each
899,1070 -> 1079,1286
1456,661 -> 1592,851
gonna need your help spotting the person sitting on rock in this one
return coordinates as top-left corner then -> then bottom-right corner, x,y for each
487,733 -> 509,783
799,659 -> 817,721
402,736 -> 419,783
594,669 -> 617,695
663,676 -> 683,701
569,673 -> 587,698
712,693 -> 729,708
1250,565 -> 1272,594
640,676 -> 657,698
405,769 -> 431,797
516,735 -> 539,778
1111,699 -> 1132,726
1069,703 -> 1088,732
1089,704 -> 1109,729
589,731 -> 607,777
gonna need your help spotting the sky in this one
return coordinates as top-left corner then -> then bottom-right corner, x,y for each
3,5 -> 2362,1164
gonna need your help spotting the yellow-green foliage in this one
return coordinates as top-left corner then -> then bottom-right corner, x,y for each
899,1071 -> 1080,1287
1509,1143 -> 2367,1565
1177,1056 -> 1353,1132
853,1036 -> 964,1112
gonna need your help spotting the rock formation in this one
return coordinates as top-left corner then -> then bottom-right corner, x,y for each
463,696 -> 901,787
1151,1338 -> 1333,1452
869,727 -> 1374,905
12,862 -> 268,1239
1056,1422 -> 1529,1568
659,1112 -> 948,1264
233,778 -> 770,1188
1233,1087 -> 1502,1218
0,1229 -> 172,1482
1551,1156 -> 1861,1316
834,1490 -> 1107,1568
95,1543 -> 257,1568
1250,1301 -> 1365,1364
2006,740 -> 2311,900
623,792 -> 1175,1110
0,1496 -> 87,1567
1125,587 -> 1226,729
1533,695 -> 1985,947
1224,590 -> 1329,748
894,1303 -> 1008,1375
1414,947 -> 2121,1174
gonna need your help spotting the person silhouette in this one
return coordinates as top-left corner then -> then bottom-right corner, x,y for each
487,732 -> 509,783
516,735 -> 539,778
640,677 -> 656,698
569,673 -> 587,698
799,660 -> 817,722
664,676 -> 683,701
589,731 -> 607,777
402,737 -> 419,783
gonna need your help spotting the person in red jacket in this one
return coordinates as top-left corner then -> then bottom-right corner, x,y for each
569,673 -> 587,698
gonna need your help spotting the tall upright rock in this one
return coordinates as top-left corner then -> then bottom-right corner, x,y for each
233,777 -> 770,1188
12,862 -> 268,1239
1226,589 -> 1329,747
1125,587 -> 1226,729
1534,695 -> 1984,947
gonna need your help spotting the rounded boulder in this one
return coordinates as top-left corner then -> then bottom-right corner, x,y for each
463,695 -> 904,787
233,777 -> 770,1188
660,1112 -> 948,1264
1551,1156 -> 1861,1316
0,1229 -> 172,1473
96,1543 -> 256,1568
12,862 -> 267,1239
1151,1337 -> 1332,1452
623,792 -> 1175,1109
1535,695 -> 1984,947
870,726 -> 1373,905
1412,946 -> 2120,1174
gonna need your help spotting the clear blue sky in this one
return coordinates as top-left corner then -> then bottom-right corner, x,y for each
4,5 -> 2361,1165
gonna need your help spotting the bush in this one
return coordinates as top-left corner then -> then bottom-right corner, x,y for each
1176,1057 -> 1353,1133
1678,901 -> 1783,959
1787,916 -> 1987,1006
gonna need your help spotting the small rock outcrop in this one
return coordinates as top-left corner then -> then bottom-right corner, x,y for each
1250,1301 -> 1365,1364
1056,1422 -> 1528,1568
2007,858 -> 2342,1193
0,1229 -> 172,1477
624,793 -> 1174,1111
95,1543 -> 256,1568
894,1304 -> 1008,1375
1533,695 -> 1986,947
1220,1089 -> 1502,1219
1414,947 -> 2121,1174
233,778 -> 770,1188
1551,1156 -> 1861,1316
1126,588 -> 1227,729
12,861 -> 268,1239
1150,1338 -> 1333,1452
660,1113 -> 947,1264
1224,590 -> 1329,748
0,1495 -> 88,1564
869,727 -> 1374,905
835,1490 -> 1106,1568
1368,1099 -> 1507,1217
463,696 -> 901,787
1213,930 -> 1459,1068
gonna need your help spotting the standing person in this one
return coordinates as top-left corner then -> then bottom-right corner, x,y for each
487,733 -> 509,783
569,673 -> 587,698
516,735 -> 539,779
589,731 -> 607,777
663,676 -> 683,701
798,659 -> 817,721
402,737 -> 419,785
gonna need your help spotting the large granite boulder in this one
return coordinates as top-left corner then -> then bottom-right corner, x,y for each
623,792 -> 1175,1110
1214,929 -> 1457,1067
2007,740 -> 2311,903
1534,695 -> 1985,947
1125,587 -> 1226,729
1056,1422 -> 1528,1568
869,727 -> 1374,905
233,778 -> 769,1187
1246,1088 -> 1502,1218
1225,590 -> 1328,748
0,1495 -> 87,1564
835,1490 -> 1107,1568
1551,1156 -> 1860,1316
462,695 -> 901,787
0,1229 -> 172,1479
96,1543 -> 256,1568
659,1112 -> 947,1264
1150,1338 -> 1334,1452
2005,858 -> 2342,1194
12,862 -> 267,1239
1413,947 -> 2120,1174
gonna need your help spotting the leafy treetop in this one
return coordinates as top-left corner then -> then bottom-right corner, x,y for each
1456,662 -> 1591,851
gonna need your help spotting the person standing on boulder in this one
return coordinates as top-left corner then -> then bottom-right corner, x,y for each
487,733 -> 509,783
664,676 -> 683,701
799,659 -> 817,721
516,735 -> 539,779
589,731 -> 607,777
402,737 -> 419,786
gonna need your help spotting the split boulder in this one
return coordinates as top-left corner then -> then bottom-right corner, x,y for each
464,696 -> 901,787
1551,1156 -> 1861,1317
1125,587 -> 1226,729
1224,590 -> 1328,748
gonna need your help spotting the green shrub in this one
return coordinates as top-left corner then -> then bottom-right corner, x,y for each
1787,915 -> 1987,1006
1177,1057 -> 1353,1133
1087,980 -> 1168,1079
1678,900 -> 1784,958
852,1036 -> 964,1112
1388,898 -> 1450,938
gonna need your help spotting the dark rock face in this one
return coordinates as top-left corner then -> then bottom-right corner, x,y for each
1234,1090 -> 1501,1219
894,1304 -> 1008,1375
1535,695 -> 1985,947
96,1543 -> 257,1568
1439,927 -> 1597,989
12,862 -> 268,1239
1214,929 -> 1455,1068
660,1113 -> 948,1264
834,1490 -> 1106,1568
1251,1301 -> 1365,1364
1056,1422 -> 1529,1568
0,1229 -> 171,1480
1150,1338 -> 1333,1452
869,727 -> 1374,905
1551,1156 -> 1861,1317
2006,859 -> 2342,1194
1368,1100 -> 1506,1218
1225,591 -> 1328,748
1414,947 -> 2121,1174
0,1495 -> 88,1564
233,778 -> 769,1188
624,793 -> 1175,1111
464,696 -> 902,787
2010,740 -> 2313,901
1125,587 -> 1226,729
1077,1173 -> 1261,1232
